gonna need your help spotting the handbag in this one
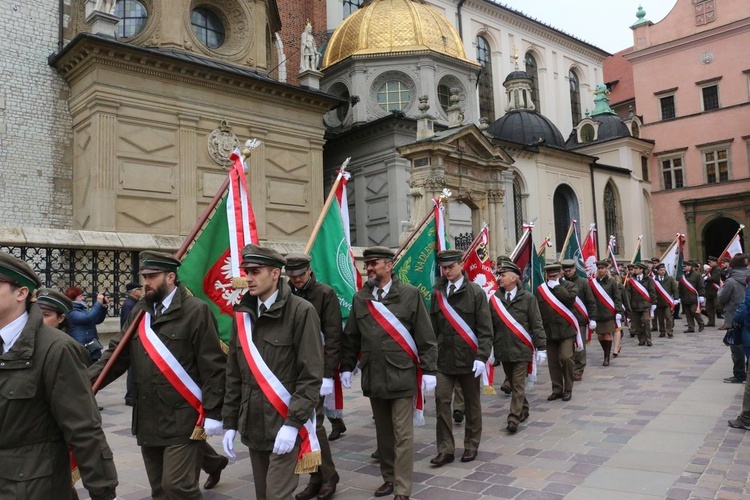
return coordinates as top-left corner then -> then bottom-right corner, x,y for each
84,338 -> 104,354
723,322 -> 743,346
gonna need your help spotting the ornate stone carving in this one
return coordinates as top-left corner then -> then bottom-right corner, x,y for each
422,175 -> 446,190
685,212 -> 696,223
487,189 -> 504,203
207,120 -> 239,168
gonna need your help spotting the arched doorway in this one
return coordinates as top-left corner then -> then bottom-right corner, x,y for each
553,184 -> 580,253
703,217 -> 743,261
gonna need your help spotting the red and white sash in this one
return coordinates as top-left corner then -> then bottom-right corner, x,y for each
654,279 -> 675,309
629,278 -> 654,317
590,278 -> 620,327
366,300 -> 425,427
489,295 -> 536,381
323,370 -> 344,419
680,275 -> 701,313
537,283 -> 584,351
139,314 -> 204,431
235,312 -> 321,473
436,290 -> 478,352
573,297 -> 592,342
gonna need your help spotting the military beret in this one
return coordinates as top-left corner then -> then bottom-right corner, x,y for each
139,250 -> 180,275
707,255 -> 718,262
545,262 -> 562,272
436,249 -> 464,266
0,252 -> 41,292
285,252 -> 312,276
560,259 -> 576,269
498,262 -> 522,275
363,246 -> 395,262
36,288 -> 73,314
240,244 -> 286,269
126,281 -> 142,292
596,260 -> 610,268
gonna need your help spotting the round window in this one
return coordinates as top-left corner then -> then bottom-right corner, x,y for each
114,0 -> 148,39
377,81 -> 411,112
191,7 -> 225,49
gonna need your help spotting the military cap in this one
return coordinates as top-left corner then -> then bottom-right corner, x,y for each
139,251 -> 180,275
0,252 -> 41,292
126,281 -> 142,292
596,260 -> 610,268
36,288 -> 73,314
707,255 -> 718,262
544,262 -> 562,272
436,249 -> 464,266
654,262 -> 665,269
496,255 -> 511,266
683,261 -> 695,268
363,246 -> 395,263
635,262 -> 649,270
626,263 -> 635,268
650,257 -> 660,263
240,244 -> 286,269
498,262 -> 522,275
560,259 -> 577,269
285,252 -> 312,276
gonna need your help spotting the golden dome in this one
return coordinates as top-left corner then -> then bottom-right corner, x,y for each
322,0 -> 476,69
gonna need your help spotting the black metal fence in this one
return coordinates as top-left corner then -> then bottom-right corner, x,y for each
453,232 -> 474,251
0,246 -> 140,317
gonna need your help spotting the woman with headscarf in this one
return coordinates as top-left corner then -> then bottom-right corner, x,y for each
64,286 -> 108,363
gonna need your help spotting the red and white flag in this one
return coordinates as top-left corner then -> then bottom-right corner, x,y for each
463,226 -> 497,298
580,223 -> 598,278
608,236 -> 620,275
721,229 -> 744,261
227,148 -> 259,287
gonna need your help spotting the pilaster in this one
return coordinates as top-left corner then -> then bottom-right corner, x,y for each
178,114 -> 199,234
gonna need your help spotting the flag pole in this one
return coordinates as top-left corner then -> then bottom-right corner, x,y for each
559,220 -> 576,257
395,190 -> 450,260
93,142 -> 259,394
630,235 -> 643,264
461,224 -> 487,260
658,233 -> 681,262
303,158 -> 350,254
719,224 -> 745,259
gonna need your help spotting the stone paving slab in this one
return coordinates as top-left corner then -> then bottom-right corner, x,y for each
76,323 -> 750,499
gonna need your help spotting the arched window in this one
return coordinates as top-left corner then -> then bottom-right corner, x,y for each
580,123 -> 595,143
569,69 -> 581,126
604,183 -> 620,254
553,184 -> 580,253
631,121 -> 640,138
513,177 -> 524,242
476,36 -> 495,122
525,53 -> 540,111
114,0 -> 148,39
191,7 -> 225,48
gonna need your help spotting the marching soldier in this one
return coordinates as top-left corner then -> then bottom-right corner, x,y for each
561,260 -> 597,381
590,261 -> 623,365
678,261 -> 705,333
625,262 -> 657,346
429,250 -> 492,465
705,256 -> 722,326
285,253 -> 342,500
490,261 -> 546,432
653,263 -> 678,338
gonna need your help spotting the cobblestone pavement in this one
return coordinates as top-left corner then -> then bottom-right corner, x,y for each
78,322 -> 750,499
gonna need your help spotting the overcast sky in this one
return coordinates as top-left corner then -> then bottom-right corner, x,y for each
496,0 -> 679,54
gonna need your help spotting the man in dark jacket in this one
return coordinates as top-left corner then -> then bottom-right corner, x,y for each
122,281 -> 142,406
653,263 -> 678,338
341,246 -> 437,500
491,261 -> 546,433
705,256 -> 722,326
536,262 -> 578,402
679,261 -> 705,333
222,245 -> 323,500
285,253 -> 342,500
626,262 -> 657,346
429,249 -> 492,465
90,251 -> 226,499
65,286 -> 108,362
591,261 -> 623,365
561,260 -> 597,381
718,254 -> 750,383
0,252 -> 118,499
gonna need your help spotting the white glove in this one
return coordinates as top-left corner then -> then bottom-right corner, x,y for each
536,350 -> 547,365
650,305 -> 657,314
273,425 -> 298,455
589,320 -> 597,330
699,296 -> 705,304
320,377 -> 334,396
674,298 -> 681,304
546,279 -> 559,289
340,371 -> 352,389
472,360 -> 486,378
615,313 -> 622,321
203,418 -> 223,437
222,429 -> 237,460
422,374 -> 437,393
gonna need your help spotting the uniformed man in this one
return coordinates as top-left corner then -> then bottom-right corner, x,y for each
536,262 -> 578,402
705,256 -> 722,326
341,246 -> 437,500
561,259 -> 597,381
678,261 -> 705,333
0,252 -> 118,499
653,263 -> 678,338
625,262 -> 657,346
491,261 -> 546,433
222,245 -> 323,500
284,253 -> 342,500
650,258 -> 661,332
89,251 -> 226,499
429,249 -> 492,465
495,255 -> 513,396
590,261 -> 623,365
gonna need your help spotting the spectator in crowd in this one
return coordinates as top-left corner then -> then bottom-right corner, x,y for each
727,278 -> 750,431
718,254 -> 750,384
36,288 -> 73,332
65,286 -> 108,363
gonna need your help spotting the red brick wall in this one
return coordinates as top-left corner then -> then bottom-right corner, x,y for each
275,0 -> 328,86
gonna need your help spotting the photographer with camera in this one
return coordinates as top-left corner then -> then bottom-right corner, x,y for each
64,286 -> 108,363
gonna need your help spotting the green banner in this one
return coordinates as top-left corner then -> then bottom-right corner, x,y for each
394,215 -> 448,309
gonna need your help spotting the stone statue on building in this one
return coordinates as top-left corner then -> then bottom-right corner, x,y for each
87,0 -> 115,16
300,22 -> 320,72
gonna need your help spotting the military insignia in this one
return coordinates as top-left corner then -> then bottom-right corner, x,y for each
397,256 -> 412,283
203,249 -> 246,315
207,120 -> 240,168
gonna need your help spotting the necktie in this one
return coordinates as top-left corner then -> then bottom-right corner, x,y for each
259,303 -> 267,317
506,292 -> 511,302
449,284 -> 456,297
377,288 -> 384,302
154,302 -> 164,318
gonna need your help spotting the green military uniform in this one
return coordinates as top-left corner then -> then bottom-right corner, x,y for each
342,255 -> 437,498
491,275 -> 545,428
678,265 -> 705,332
561,261 -> 597,380
653,267 -> 678,337
625,265 -> 657,345
705,259 -> 722,326
223,246 -> 323,500
430,261 -> 492,460
90,253 -> 226,500
592,267 -> 623,364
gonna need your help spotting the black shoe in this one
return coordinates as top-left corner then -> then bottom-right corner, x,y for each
507,421 -> 518,433
328,418 -> 346,441
699,324 -> 705,332
316,472 -> 339,500
124,399 -> 133,407
728,419 -> 750,430
684,329 -> 695,333
547,393 -> 563,401
295,482 -> 322,500
562,391 -> 572,401
429,453 -> 455,467
724,376 -> 746,384
629,332 -> 636,338
706,322 -> 715,327
646,340 -> 652,346
453,410 -> 464,423
638,342 -> 645,346
500,384 -> 511,395
204,456 -> 229,490
370,450 -> 380,460
658,333 -> 666,338
520,410 -> 529,422
668,334 -> 674,338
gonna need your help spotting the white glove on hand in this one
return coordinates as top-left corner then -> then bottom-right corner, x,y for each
203,418 -> 223,437
536,350 -> 547,365
273,425 -> 298,455
320,377 -> 334,396
422,374 -> 437,393
222,430 -> 237,460
472,360 -> 486,378
650,304 -> 657,314
340,371 -> 352,389
546,279 -> 559,289
674,298 -> 681,304
615,313 -> 622,321
589,320 -> 597,330
699,296 -> 706,305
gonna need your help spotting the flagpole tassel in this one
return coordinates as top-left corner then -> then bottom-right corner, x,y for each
71,467 -> 81,485
483,385 -> 497,396
232,276 -> 248,289
189,426 -> 207,441
294,450 -> 322,475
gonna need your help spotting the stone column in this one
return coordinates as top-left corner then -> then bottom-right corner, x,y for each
88,98 -> 119,230
309,137 -> 325,233
247,127 -> 268,240
684,211 -> 697,260
178,114 -> 199,234
488,188 -> 505,259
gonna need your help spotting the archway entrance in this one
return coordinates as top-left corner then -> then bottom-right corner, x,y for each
703,217 -> 743,261
553,184 -> 580,253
